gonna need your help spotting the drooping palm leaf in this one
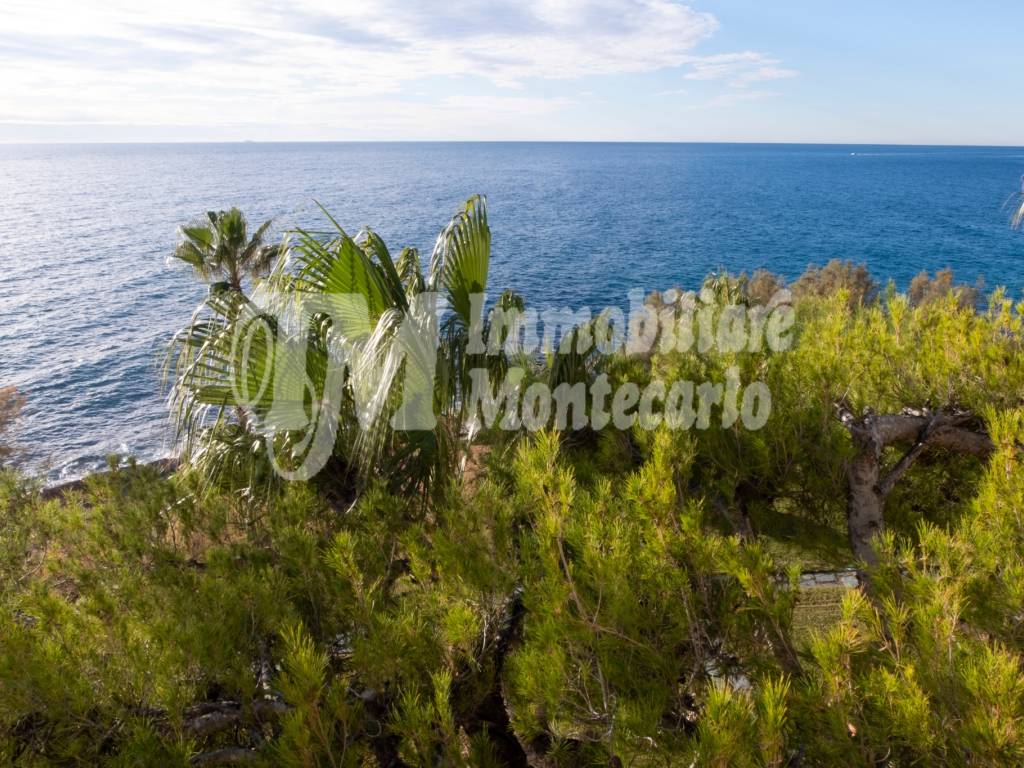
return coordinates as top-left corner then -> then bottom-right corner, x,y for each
428,195 -> 490,328
396,247 -> 425,298
358,227 -> 408,311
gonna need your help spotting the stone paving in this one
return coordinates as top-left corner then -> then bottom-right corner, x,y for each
797,570 -> 861,589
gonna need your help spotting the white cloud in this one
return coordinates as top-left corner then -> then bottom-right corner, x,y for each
0,0 -> 794,134
684,51 -> 797,87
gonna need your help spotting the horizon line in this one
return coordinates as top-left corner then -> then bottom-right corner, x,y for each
2,139 -> 1024,149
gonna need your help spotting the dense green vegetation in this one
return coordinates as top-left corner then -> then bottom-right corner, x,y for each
2,197 -> 1023,766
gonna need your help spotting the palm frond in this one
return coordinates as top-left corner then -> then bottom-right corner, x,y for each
428,194 -> 490,328
357,227 -> 407,310
167,195 -> 503,500
243,218 -> 272,256
181,224 -> 216,250
172,209 -> 282,288
290,228 -> 390,339
241,219 -> 280,279
396,247 -> 425,298
249,243 -> 284,280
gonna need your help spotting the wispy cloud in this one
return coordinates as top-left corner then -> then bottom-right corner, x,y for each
684,51 -> 797,87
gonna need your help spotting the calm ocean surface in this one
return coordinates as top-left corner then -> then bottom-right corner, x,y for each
1,142 -> 1022,481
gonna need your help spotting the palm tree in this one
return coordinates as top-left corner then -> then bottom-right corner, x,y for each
167,196 -> 515,498
173,208 -> 280,292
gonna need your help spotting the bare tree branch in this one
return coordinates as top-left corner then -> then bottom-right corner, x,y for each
835,405 -> 994,563
876,415 -> 942,497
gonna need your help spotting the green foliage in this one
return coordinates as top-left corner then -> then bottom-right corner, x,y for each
172,208 -> 280,292
641,280 -> 1023,547
0,387 -> 25,463
790,409 -> 1024,766
503,430 -> 801,765
6,253 -> 1024,765
167,196 -> 510,500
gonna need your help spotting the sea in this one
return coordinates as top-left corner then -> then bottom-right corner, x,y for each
0,142 -> 1022,482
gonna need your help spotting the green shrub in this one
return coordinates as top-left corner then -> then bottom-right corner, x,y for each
4,264 -> 1023,765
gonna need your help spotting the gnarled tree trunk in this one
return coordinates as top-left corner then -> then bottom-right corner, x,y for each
836,405 -> 993,564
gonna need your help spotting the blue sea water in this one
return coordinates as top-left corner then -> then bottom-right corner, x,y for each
0,142 -> 1022,481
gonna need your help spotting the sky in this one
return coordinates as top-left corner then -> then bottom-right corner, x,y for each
0,0 -> 1021,145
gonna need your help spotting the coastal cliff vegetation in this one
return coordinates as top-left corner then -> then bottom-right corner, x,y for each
1,197 -> 1023,766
